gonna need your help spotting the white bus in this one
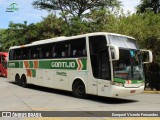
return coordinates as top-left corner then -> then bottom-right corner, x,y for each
8,32 -> 153,98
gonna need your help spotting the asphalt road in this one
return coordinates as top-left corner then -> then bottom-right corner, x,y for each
0,77 -> 160,112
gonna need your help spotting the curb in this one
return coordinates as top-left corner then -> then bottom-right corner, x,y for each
144,90 -> 160,94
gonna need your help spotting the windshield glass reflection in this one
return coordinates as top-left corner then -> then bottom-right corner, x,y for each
113,49 -> 144,80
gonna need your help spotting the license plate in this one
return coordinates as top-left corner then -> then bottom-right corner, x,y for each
130,90 -> 136,93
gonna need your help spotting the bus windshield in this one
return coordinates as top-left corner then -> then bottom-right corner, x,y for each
113,49 -> 144,80
108,34 -> 144,81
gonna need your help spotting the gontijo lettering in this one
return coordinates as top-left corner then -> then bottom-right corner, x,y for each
51,62 -> 75,68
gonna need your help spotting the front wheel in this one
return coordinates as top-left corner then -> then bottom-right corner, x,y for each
73,81 -> 86,98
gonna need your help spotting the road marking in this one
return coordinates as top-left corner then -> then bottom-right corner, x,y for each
144,91 -> 160,94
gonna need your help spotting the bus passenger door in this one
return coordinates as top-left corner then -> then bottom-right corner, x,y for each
88,35 -> 111,96
97,51 -> 111,97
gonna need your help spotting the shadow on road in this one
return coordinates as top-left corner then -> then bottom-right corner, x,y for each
9,82 -> 138,104
87,95 -> 138,104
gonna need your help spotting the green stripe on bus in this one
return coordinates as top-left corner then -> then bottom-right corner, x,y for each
39,60 -> 51,69
8,58 -> 87,70
8,61 -> 19,68
39,58 -> 87,70
20,61 -> 23,68
81,58 -> 87,70
114,78 -> 144,84
29,61 -> 34,68
31,69 -> 36,77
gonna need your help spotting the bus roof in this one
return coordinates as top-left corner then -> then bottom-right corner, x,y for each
9,32 -> 135,50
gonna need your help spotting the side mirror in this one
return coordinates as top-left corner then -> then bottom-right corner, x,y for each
140,49 -> 153,64
108,44 -> 119,61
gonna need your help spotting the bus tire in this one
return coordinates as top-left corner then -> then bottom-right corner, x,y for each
21,75 -> 27,88
15,74 -> 21,86
72,80 -> 86,98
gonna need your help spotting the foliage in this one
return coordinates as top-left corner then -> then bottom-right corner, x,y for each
105,12 -> 160,63
32,0 -> 121,30
137,0 -> 160,13
0,22 -> 27,51
33,0 -> 121,18
0,14 -> 65,51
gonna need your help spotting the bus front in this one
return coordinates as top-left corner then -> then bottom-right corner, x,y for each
108,34 -> 152,97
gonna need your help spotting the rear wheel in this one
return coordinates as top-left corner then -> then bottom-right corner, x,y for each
21,75 -> 27,88
73,80 -> 86,98
15,74 -> 21,86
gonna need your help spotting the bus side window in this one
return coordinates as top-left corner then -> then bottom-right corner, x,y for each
51,45 -> 56,58
83,48 -> 87,56
73,50 -> 77,56
13,53 -> 16,60
40,43 -> 54,59
21,48 -> 29,60
14,49 -> 21,60
52,53 -> 57,57
70,38 -> 86,57
39,52 -> 43,59
54,41 -> 68,58
30,46 -> 40,59
61,51 -> 67,57
33,54 -> 38,59
45,52 -> 50,58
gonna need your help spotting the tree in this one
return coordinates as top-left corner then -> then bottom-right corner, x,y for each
32,0 -> 121,31
0,14 -> 66,51
0,22 -> 27,51
115,13 -> 160,57
33,0 -> 121,17
137,0 -> 160,13
36,14 -> 65,38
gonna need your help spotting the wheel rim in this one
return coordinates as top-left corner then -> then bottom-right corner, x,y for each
77,85 -> 85,95
73,82 -> 86,98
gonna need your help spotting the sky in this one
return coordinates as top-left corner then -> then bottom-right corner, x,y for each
0,0 -> 141,29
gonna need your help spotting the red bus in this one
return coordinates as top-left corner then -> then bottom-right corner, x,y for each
0,52 -> 8,77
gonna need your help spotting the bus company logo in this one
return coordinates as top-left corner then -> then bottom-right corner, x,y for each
6,3 -> 19,12
9,63 -> 15,67
77,59 -> 83,70
51,62 -> 76,69
51,59 -> 84,70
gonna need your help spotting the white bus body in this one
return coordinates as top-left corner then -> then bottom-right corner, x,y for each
8,32 -> 152,98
